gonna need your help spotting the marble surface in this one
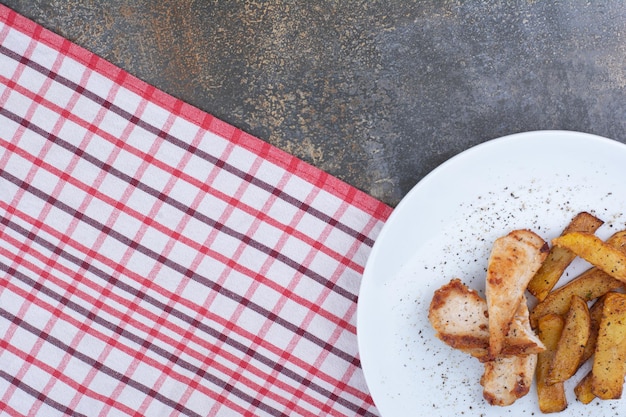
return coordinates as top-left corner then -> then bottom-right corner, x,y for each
2,0 -> 624,206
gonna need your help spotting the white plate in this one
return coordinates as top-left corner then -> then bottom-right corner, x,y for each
357,130 -> 626,416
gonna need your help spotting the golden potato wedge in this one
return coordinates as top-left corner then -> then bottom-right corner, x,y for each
552,232 -> 626,283
574,371 -> 595,405
528,212 -> 604,301
529,267 -> 623,328
530,230 -> 626,328
536,313 -> 567,413
579,295 -> 607,367
591,292 -> 626,400
547,295 -> 590,384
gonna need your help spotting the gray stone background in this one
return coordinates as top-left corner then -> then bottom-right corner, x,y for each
2,0 -> 624,207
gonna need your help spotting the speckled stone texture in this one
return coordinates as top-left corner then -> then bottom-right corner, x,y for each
2,0 -> 624,206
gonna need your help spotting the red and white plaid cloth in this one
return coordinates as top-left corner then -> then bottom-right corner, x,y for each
0,5 -> 392,416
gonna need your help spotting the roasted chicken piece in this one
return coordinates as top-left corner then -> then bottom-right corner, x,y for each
428,278 -> 489,358
480,293 -> 540,406
481,353 -> 537,406
504,296 -> 545,357
429,279 -> 544,360
429,229 -> 549,407
486,229 -> 549,359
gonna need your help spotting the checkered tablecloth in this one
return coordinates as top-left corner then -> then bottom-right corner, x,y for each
0,5 -> 392,416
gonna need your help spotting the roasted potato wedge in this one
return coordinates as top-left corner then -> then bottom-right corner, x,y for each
574,371 -> 595,405
552,232 -> 626,283
547,295 -> 590,384
591,292 -> 626,400
579,295 -> 607,367
528,212 -> 604,301
530,230 -> 626,328
530,267 -> 623,327
536,313 -> 568,413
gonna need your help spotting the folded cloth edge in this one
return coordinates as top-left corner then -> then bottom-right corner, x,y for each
0,4 -> 393,222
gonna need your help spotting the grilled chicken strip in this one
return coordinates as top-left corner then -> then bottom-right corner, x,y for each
481,292 -> 539,406
486,229 -> 549,359
504,295 -> 544,357
480,353 -> 537,406
429,278 -> 544,360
